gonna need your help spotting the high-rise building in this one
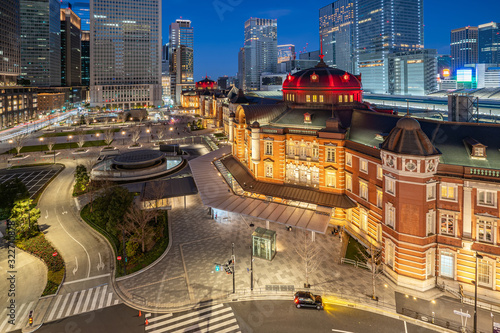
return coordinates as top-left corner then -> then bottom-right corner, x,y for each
169,19 -> 194,104
217,76 -> 228,90
450,26 -> 478,75
81,30 -> 90,86
61,1 -> 90,31
161,43 -> 169,74
388,49 -> 438,96
237,47 -> 245,89
20,0 -> 61,87
0,0 -> 21,86
319,0 -> 355,72
244,18 -> 278,91
437,55 -> 452,78
353,0 -> 424,93
478,22 -> 500,64
278,44 -> 295,63
90,0 -> 162,109
60,7 -> 81,86
299,50 -> 320,61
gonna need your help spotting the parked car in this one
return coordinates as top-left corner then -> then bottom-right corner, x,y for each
293,291 -> 323,310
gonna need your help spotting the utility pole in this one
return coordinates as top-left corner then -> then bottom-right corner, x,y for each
250,245 -> 253,291
232,243 -> 235,294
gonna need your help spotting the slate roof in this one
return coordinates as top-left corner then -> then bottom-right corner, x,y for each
222,156 -> 357,209
240,104 -> 288,126
141,177 -> 198,200
349,110 -> 500,169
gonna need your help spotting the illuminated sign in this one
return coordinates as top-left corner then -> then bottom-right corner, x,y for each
457,69 -> 473,82
442,69 -> 450,77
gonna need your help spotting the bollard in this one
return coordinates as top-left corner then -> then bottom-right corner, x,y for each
139,310 -> 141,317
145,319 -> 149,326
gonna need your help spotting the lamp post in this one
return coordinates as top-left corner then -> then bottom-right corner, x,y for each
121,131 -> 126,145
474,252 -> 483,333
39,137 -> 44,152
68,135 -> 73,150
146,128 -> 150,143
8,139 -> 13,156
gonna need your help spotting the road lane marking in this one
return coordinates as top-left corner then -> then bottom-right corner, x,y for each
63,273 -> 110,285
332,330 -> 354,333
89,286 -> 101,311
170,314 -> 236,333
55,209 -> 92,278
12,303 -> 26,327
404,321 -> 408,333
106,293 -> 113,307
98,285 -> 107,308
56,293 -> 71,319
146,313 -> 172,323
82,288 -> 94,313
72,256 -> 78,275
45,210 -> 49,219
74,289 -> 86,314
15,301 -> 34,329
65,292 -> 79,317
47,295 -> 63,321
0,308 -> 9,332
147,306 -> 230,331
97,252 -> 105,271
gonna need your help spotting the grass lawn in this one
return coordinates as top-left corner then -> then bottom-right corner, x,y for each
344,235 -> 368,263
41,128 -> 120,138
5,140 -> 109,154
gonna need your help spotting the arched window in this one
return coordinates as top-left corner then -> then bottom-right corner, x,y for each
339,95 -> 343,103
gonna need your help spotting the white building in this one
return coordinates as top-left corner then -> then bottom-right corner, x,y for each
89,0 -> 162,109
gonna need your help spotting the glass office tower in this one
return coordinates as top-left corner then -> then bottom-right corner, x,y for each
90,0 -> 162,109
478,22 -> 500,64
244,18 -> 277,91
60,8 -> 81,86
0,0 -> 21,86
20,0 -> 61,87
168,19 -> 194,104
450,26 -> 478,75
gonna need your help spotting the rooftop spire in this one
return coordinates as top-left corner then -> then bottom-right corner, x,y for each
316,35 -> 328,68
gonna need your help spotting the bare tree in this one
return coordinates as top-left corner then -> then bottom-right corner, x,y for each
104,128 -> 114,147
124,203 -> 158,253
156,125 -> 167,143
130,126 -> 141,146
76,128 -> 86,149
46,137 -> 57,153
292,230 -> 324,288
84,116 -> 91,127
357,244 -> 384,300
147,180 -> 168,224
13,134 -> 28,155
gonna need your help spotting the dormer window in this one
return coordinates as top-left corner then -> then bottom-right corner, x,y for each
464,137 -> 487,159
304,112 -> 312,124
310,72 -> 319,82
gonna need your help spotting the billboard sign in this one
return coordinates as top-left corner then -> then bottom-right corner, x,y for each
457,69 -> 473,82
442,69 -> 450,78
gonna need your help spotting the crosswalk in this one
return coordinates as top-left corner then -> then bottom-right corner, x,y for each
45,284 -> 121,323
145,304 -> 241,333
0,300 -> 35,332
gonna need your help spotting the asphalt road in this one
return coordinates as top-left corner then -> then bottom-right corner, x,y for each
37,158 -> 113,291
34,301 -> 440,333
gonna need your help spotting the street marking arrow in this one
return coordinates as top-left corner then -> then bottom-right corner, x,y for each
97,253 -> 105,271
72,257 -> 78,275
45,210 -> 49,219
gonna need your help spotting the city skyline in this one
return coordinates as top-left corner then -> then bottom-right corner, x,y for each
160,0 -> 500,80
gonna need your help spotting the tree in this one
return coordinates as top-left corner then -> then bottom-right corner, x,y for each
156,125 -> 167,143
84,116 -> 91,127
13,134 -> 28,155
147,180 -> 168,224
104,128 -> 114,146
124,203 -> 158,253
73,164 -> 90,195
8,199 -> 40,240
0,178 -> 29,218
292,230 -> 324,288
92,187 -> 134,236
76,128 -> 86,149
46,137 -> 57,153
130,126 -> 141,146
357,244 -> 384,300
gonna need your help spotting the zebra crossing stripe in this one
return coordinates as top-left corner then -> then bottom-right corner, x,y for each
82,287 -> 94,313
148,307 -> 232,332
56,293 -> 71,319
89,286 -> 101,311
146,313 -> 172,323
145,306 -> 224,331
74,289 -> 86,314
170,312 -> 236,333
216,326 -> 241,333
0,309 -> 9,333
98,285 -> 108,308
106,293 -> 113,307
15,301 -> 35,329
113,299 -> 119,305
65,292 -> 79,317
47,295 -> 63,321
13,303 -> 27,326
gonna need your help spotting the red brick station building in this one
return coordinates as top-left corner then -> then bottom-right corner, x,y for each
221,57 -> 500,296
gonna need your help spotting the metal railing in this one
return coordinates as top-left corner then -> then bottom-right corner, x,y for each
401,308 -> 466,332
340,257 -> 371,270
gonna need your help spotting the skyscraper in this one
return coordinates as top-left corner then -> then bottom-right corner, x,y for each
353,0 -> 424,93
0,0 -> 21,86
60,7 -> 81,86
168,19 -> 194,104
478,22 -> 500,64
319,0 -> 355,72
450,26 -> 478,75
244,18 -> 277,91
61,1 -> 90,31
90,0 -> 162,109
20,0 -> 61,87
81,30 -> 90,86
278,44 -> 295,63
237,47 -> 245,89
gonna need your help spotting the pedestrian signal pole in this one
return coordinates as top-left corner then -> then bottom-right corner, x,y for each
232,242 -> 235,294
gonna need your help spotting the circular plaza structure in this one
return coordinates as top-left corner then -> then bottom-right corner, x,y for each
91,149 -> 184,181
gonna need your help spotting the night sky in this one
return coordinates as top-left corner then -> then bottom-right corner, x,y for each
161,0 -> 500,81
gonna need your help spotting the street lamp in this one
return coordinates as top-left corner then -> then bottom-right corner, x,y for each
121,131 -> 126,145
8,139 -> 13,155
146,128 -> 150,143
68,135 -> 73,150
39,137 -> 44,152
474,252 -> 484,333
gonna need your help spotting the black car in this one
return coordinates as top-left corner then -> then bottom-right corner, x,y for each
293,291 -> 323,310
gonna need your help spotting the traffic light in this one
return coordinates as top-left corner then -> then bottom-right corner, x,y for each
215,264 -> 220,272
224,264 -> 232,274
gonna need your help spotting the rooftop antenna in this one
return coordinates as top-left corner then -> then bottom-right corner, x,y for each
406,99 -> 410,116
319,35 -> 324,61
